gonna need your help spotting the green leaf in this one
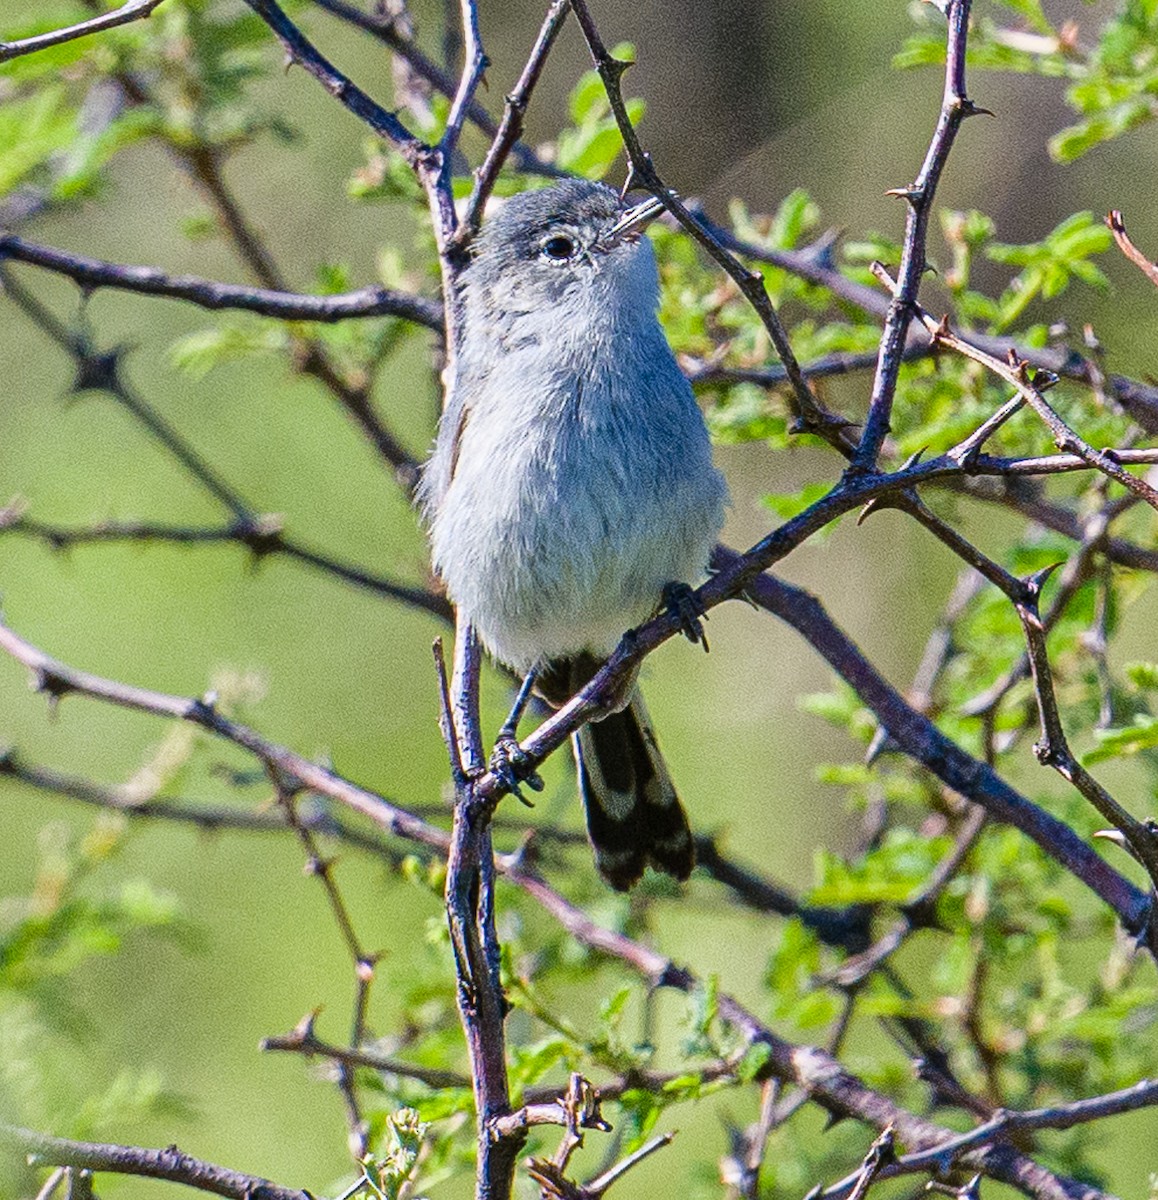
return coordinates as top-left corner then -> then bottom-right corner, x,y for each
0,87 -> 77,197
1083,714 -> 1158,764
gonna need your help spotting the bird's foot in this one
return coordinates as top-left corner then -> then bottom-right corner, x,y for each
489,734 -> 544,806
662,581 -> 709,652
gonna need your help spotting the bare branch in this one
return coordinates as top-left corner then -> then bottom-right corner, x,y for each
454,0 -> 571,245
0,619 -> 451,856
0,234 -> 443,329
311,0 -> 561,177
1107,209 -> 1158,289
0,506 -> 452,621
854,0 -> 979,471
723,559 -> 1152,945
0,1125 -> 309,1200
819,1078 -> 1158,1198
240,0 -> 433,172
0,0 -> 166,63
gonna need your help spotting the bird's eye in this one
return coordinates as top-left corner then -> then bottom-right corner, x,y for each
540,235 -> 577,262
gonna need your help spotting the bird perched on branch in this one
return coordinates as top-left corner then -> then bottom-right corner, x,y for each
421,178 -> 727,890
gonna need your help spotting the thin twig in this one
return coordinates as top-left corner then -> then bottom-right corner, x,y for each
0,0 -> 166,62
0,506 -> 452,621
0,235 -> 443,329
454,0 -> 571,246
0,1125 -> 310,1200
854,0 -> 979,472
1106,210 -> 1158,289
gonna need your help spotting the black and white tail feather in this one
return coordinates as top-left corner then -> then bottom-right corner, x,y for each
575,692 -> 695,891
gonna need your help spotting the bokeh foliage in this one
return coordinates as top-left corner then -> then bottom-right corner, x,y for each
2,1 -> 1158,1197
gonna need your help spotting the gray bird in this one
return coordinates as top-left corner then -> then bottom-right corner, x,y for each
421,178 -> 728,890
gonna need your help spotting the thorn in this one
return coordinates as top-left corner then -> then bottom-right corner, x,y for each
1024,560 -> 1063,599
605,56 -> 631,83
930,314 -> 951,346
857,496 -> 887,525
885,184 -> 923,205
958,98 -> 995,119
70,345 -> 125,395
865,724 -> 897,765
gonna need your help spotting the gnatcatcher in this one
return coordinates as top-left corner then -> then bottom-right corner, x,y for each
421,178 -> 728,890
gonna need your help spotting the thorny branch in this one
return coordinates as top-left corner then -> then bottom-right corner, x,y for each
854,0 -> 979,472
0,234 -> 444,329
0,1125 -> 310,1200
0,0 -> 166,62
5,2 -> 1158,1199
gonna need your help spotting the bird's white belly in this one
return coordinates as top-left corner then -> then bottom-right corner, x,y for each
431,410 -> 721,671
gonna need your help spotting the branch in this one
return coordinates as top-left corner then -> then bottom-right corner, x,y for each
0,620 -> 451,856
729,559 -> 1152,946
443,616 -> 523,1200
311,0 -> 561,177
567,0 -> 849,447
854,0 -> 980,471
0,0 -> 166,63
454,0 -> 571,245
0,1125 -> 308,1200
0,269 -> 254,520
0,234 -> 443,329
0,506 -> 452,621
819,1078 -> 1158,1198
240,0 -> 434,173
508,867 -> 1109,1200
0,748 -> 414,867
1014,566 -> 1158,890
1107,210 -> 1158,289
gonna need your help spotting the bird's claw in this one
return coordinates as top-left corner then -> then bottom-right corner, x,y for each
662,581 -> 709,652
489,734 -> 544,806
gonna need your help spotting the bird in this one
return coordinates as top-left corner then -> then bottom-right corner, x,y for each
420,178 -> 728,890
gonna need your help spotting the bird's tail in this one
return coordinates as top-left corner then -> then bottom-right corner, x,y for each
573,691 -> 695,891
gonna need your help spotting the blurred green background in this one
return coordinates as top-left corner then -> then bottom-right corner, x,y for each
3,1 -> 1158,1196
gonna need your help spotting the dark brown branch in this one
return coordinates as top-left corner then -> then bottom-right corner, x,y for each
854,0 -> 978,471
240,0 -> 433,172
0,0 -> 165,62
723,560 -> 1151,943
310,0 -> 561,177
454,0 -> 571,246
507,867 -> 1105,1200
567,0 -> 849,447
0,620 -> 451,856
819,1077 -> 1158,1199
0,1125 -> 309,1200
0,507 -> 452,621
0,234 -> 443,329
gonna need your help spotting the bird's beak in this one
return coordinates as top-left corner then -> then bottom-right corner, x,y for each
601,194 -> 667,248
